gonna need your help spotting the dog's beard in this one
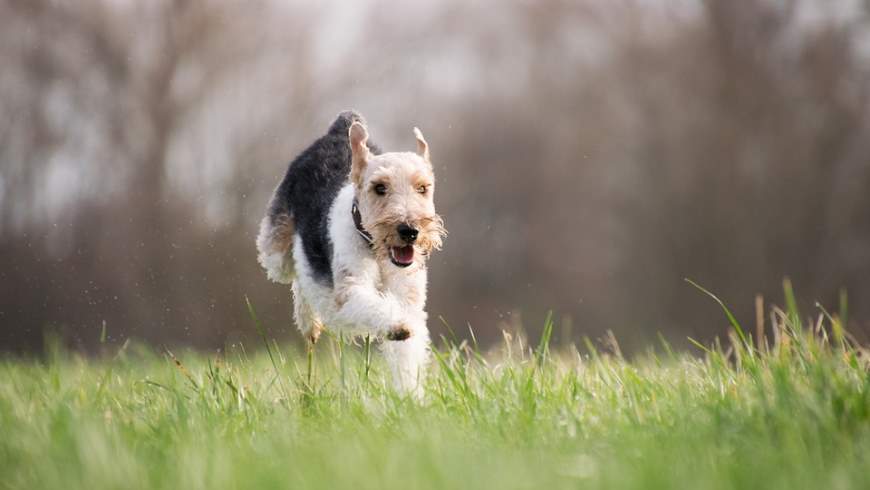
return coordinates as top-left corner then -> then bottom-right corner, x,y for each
366,214 -> 445,268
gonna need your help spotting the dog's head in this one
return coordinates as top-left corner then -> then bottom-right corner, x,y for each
349,122 -> 445,268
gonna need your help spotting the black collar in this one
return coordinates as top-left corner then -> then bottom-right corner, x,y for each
352,199 -> 373,248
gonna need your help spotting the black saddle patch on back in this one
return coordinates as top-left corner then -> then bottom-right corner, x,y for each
268,111 -> 381,287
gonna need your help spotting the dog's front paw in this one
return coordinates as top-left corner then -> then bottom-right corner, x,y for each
386,324 -> 412,341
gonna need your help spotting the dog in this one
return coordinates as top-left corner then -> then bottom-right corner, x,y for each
256,111 -> 445,396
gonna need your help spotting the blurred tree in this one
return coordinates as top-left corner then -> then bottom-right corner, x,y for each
1,0 -> 869,354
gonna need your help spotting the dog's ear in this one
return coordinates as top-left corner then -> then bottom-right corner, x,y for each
413,127 -> 430,163
349,122 -> 369,186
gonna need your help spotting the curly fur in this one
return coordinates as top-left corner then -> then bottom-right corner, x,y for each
256,110 -> 444,397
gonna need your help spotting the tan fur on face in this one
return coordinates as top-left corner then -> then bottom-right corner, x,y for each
349,124 -> 446,265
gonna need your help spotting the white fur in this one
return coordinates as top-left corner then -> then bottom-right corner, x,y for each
291,184 -> 431,396
381,327 -> 430,399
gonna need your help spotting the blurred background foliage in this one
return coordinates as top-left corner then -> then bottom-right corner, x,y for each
2,0 -> 870,354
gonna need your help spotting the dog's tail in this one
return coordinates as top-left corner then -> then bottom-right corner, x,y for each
327,110 -> 382,155
327,110 -> 367,136
256,175 -> 295,284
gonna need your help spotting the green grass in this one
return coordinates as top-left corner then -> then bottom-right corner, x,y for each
2,290 -> 869,489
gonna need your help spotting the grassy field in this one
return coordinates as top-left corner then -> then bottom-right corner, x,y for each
1,289 -> 869,489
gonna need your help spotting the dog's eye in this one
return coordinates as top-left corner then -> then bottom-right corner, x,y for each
417,185 -> 428,194
374,184 -> 387,196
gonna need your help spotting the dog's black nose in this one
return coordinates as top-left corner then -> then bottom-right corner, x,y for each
397,224 -> 418,243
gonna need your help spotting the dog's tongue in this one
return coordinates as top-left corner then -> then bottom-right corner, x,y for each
393,245 -> 414,264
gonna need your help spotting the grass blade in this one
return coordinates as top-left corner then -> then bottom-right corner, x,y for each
535,311 -> 554,368
685,278 -> 750,350
244,295 -> 290,404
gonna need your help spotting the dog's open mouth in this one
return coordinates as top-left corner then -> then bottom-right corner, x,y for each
389,245 -> 414,268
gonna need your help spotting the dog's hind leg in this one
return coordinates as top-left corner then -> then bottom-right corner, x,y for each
256,214 -> 295,284
256,168 -> 296,284
291,280 -> 324,345
292,279 -> 324,386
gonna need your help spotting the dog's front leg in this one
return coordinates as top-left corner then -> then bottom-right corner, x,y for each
333,282 -> 411,338
334,285 -> 429,396
381,314 -> 429,398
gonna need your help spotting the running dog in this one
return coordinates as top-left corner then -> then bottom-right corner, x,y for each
256,111 -> 445,396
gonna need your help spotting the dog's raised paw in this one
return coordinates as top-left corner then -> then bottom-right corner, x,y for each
386,325 -> 412,341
